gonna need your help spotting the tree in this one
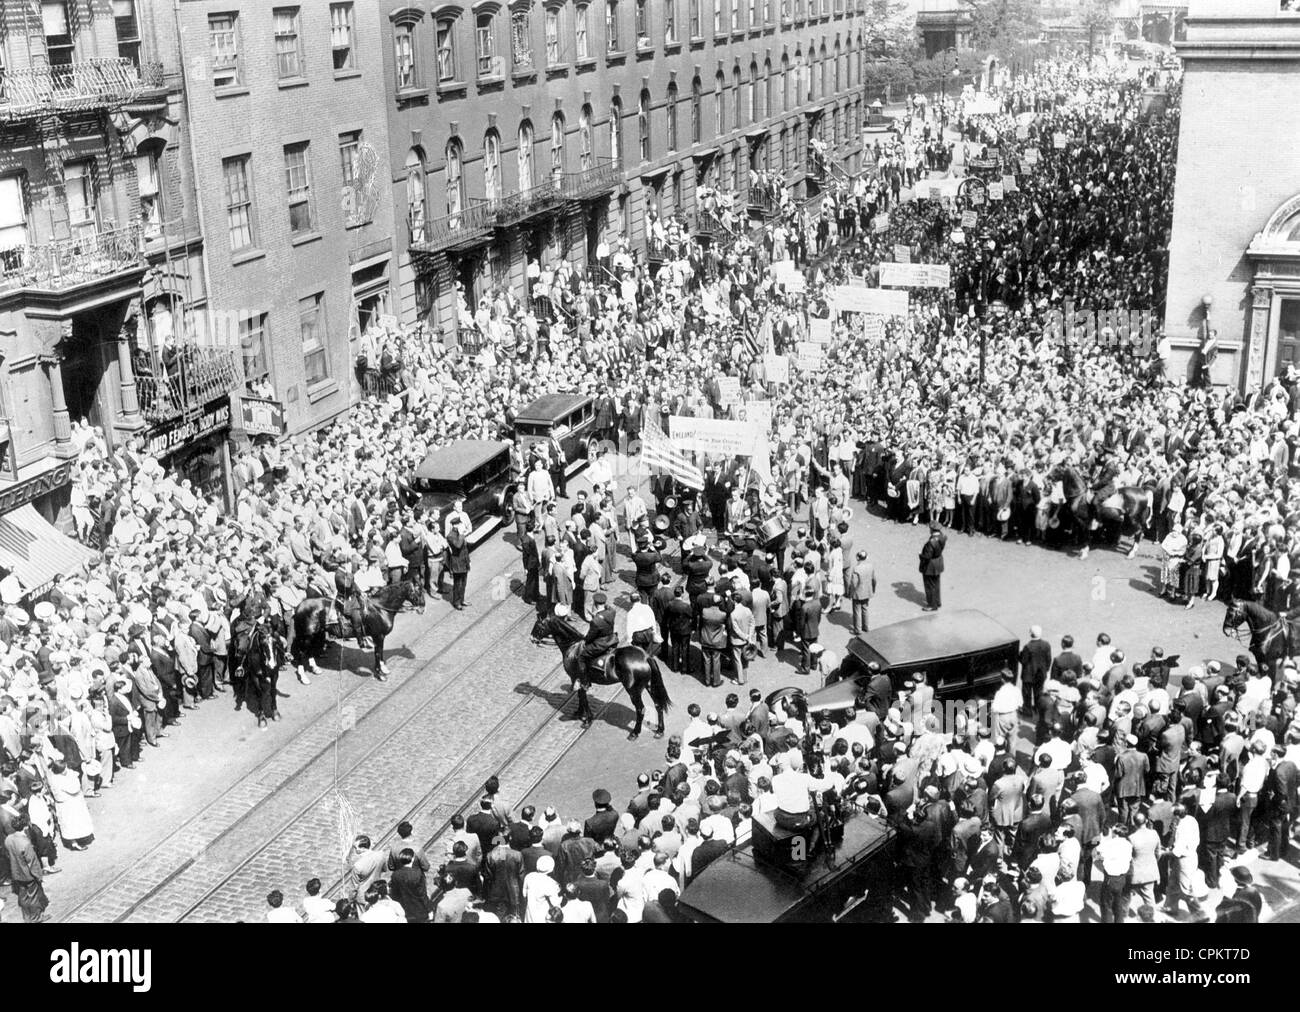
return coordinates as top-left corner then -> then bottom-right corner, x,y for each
863,0 -> 916,58
969,0 -> 1042,57
1082,0 -> 1115,57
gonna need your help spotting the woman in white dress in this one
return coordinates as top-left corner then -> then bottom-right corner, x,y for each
47,761 -> 95,850
825,540 -> 845,612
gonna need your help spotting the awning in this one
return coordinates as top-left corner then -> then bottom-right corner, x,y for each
0,504 -> 94,599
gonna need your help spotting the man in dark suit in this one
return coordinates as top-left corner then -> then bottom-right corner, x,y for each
389,849 -> 431,922
795,585 -> 822,676
1266,747 -> 1299,862
1199,771 -> 1236,884
1049,634 -> 1083,681
466,797 -> 501,857
445,525 -> 471,610
631,540 -> 661,604
918,524 -> 946,611
650,573 -> 674,644
580,595 -> 618,678
665,586 -> 694,673
583,788 -> 619,843
1018,624 -> 1052,714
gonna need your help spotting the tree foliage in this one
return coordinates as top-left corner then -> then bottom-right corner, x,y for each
862,0 -> 916,57
969,0 -> 1043,55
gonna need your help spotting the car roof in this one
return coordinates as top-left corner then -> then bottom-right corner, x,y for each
413,439 -> 509,481
846,609 -> 1018,668
514,393 -> 592,425
677,813 -> 891,922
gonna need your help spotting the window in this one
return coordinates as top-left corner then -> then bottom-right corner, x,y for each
512,9 -> 533,70
689,0 -> 700,36
223,155 -> 256,252
518,121 -> 534,189
732,0 -> 741,31
114,0 -> 141,67
666,83 -> 678,151
638,89 -> 650,162
395,22 -> 417,88
273,8 -> 304,80
483,131 -> 501,199
748,0 -> 755,27
436,19 -> 456,80
763,58 -> 772,119
781,0 -> 789,17
781,53 -> 789,109
606,0 -> 619,52
764,0 -> 772,22
714,71 -> 724,134
136,147 -> 163,239
833,41 -> 840,92
690,76 -> 701,143
63,161 -> 96,234
445,140 -> 463,216
609,98 -> 622,164
575,3 -> 590,57
240,314 -> 270,393
406,149 -> 428,242
545,8 -> 560,64
714,0 -> 723,34
550,113 -> 565,184
209,13 -> 241,86
339,130 -> 371,225
300,294 -> 329,386
283,142 -> 314,235
477,13 -> 498,76
579,105 -> 593,169
0,177 -> 28,252
636,0 -> 648,45
733,66 -> 741,129
330,3 -> 356,70
42,2 -> 73,75
664,0 -> 676,42
729,147 -> 740,191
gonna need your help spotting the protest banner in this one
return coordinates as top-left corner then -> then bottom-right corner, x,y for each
873,213 -> 890,233
794,342 -> 826,372
860,316 -> 886,341
893,244 -> 912,264
763,354 -> 789,383
1024,147 -> 1040,165
989,182 -> 1005,201
960,210 -> 978,229
716,376 -> 741,406
807,317 -> 834,344
1001,174 -> 1018,193
735,399 -> 772,433
879,263 -> 951,289
669,416 -> 766,457
950,229 -> 966,244
1052,132 -> 1067,150
827,286 -> 909,317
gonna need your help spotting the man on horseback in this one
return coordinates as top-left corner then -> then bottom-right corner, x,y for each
579,593 -> 618,683
1087,445 -> 1121,519
334,555 -> 372,650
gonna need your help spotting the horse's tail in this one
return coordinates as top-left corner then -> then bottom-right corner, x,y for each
648,656 -> 672,714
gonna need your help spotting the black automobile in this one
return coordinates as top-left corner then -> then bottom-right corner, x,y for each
513,393 -> 598,474
410,440 -> 515,545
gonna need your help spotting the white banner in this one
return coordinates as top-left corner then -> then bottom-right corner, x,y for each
893,244 -> 912,264
1024,147 -> 1040,166
877,263 -> 951,289
828,286 -> 909,317
960,210 -> 978,229
988,181 -> 1005,201
860,316 -> 886,341
716,376 -> 741,406
735,399 -> 772,433
763,354 -> 789,383
873,213 -> 890,233
794,342 -> 826,372
669,416 -> 765,458
965,93 -> 1001,117
1001,174 -> 1018,193
807,317 -> 834,344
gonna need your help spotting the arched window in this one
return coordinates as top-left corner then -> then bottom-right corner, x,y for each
518,120 -> 534,190
483,130 -> 501,199
763,58 -> 771,120
715,71 -> 725,134
609,97 -> 623,165
819,43 -> 827,97
444,140 -> 463,218
550,112 -> 565,185
579,104 -> 593,169
666,83 -> 678,152
691,75 -> 701,144
406,147 -> 428,241
749,59 -> 758,122
781,53 -> 789,111
638,89 -> 651,162
833,39 -> 840,92
733,65 -> 742,129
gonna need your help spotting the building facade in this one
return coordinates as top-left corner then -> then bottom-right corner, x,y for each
1165,0 -> 1300,389
0,0 -> 241,544
174,0 -> 396,436
378,0 -> 878,337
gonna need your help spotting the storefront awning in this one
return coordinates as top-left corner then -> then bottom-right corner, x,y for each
0,504 -> 95,599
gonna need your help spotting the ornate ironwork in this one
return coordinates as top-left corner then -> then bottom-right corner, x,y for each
0,223 -> 143,294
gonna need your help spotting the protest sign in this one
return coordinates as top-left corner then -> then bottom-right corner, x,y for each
1001,174 -> 1018,193
879,263 -> 951,288
960,210 -> 978,229
794,342 -> 826,372
873,213 -> 890,233
716,376 -> 741,406
1052,132 -> 1067,150
989,182 -> 1005,201
950,229 -> 966,244
1024,147 -> 1040,165
807,317 -> 834,344
828,286 -> 909,317
669,416 -> 766,457
763,354 -> 789,383
893,244 -> 912,264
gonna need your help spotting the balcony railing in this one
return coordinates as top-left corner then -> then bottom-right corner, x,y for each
0,224 -> 144,294
561,158 -> 621,201
489,180 -> 566,228
135,345 -> 241,424
412,199 -> 495,254
0,58 -> 153,119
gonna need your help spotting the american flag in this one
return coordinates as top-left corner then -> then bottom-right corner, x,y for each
640,421 -> 704,491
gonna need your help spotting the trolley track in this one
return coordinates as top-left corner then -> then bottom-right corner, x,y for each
60,550 -> 534,924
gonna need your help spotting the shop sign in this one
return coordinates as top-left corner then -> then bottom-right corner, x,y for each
144,399 -> 232,460
235,394 -> 287,438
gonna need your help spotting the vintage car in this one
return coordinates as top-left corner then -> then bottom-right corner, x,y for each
410,439 -> 515,545
512,394 -> 598,474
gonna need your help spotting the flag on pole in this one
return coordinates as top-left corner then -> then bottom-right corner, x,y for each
640,421 -> 705,491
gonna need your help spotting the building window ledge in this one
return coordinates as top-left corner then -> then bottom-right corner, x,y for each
333,68 -> 363,82
477,73 -> 506,91
512,67 -> 538,84
214,85 -> 250,99
713,32 -> 727,44
730,29 -> 745,40
574,56 -> 597,71
306,378 -> 339,403
545,62 -> 571,77
605,50 -> 627,65
291,231 -> 323,248
664,40 -> 681,54
396,85 -> 431,103
636,44 -> 655,58
277,76 -> 310,90
437,79 -> 468,97
230,247 -> 267,267
689,37 -> 705,50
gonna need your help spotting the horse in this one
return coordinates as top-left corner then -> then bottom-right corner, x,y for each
292,580 -> 424,682
532,613 -> 671,740
1224,598 -> 1298,681
1047,464 -> 1155,560
237,620 -> 285,729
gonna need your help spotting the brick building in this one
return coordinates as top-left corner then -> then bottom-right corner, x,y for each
1165,0 -> 1300,389
379,0 -> 878,336
173,0 -> 397,436
0,0 -> 241,582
